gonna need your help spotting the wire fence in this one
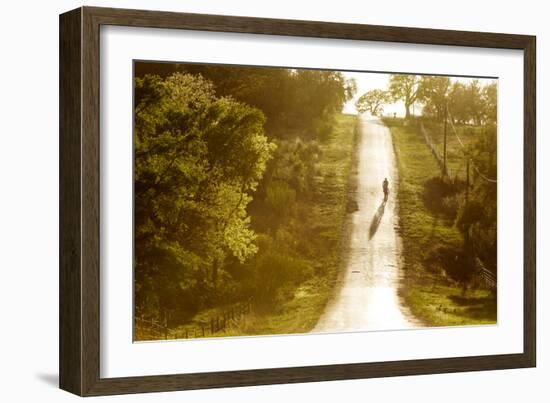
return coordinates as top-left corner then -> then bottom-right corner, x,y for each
420,114 -> 497,291
447,112 -> 497,184
421,110 -> 497,185
420,122 -> 452,179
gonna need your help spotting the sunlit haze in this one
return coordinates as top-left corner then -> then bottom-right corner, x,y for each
342,72 -> 496,116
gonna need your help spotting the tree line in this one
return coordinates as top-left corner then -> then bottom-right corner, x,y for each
356,74 -> 497,126
134,63 -> 355,326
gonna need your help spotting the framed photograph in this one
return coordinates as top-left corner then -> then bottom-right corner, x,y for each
59,6 -> 536,396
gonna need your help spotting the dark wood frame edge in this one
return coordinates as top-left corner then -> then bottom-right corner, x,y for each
59,6 -> 536,396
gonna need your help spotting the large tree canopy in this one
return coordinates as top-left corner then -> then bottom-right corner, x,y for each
444,80 -> 496,125
134,73 -> 275,320
418,76 -> 451,120
355,89 -> 390,116
388,74 -> 421,119
133,64 -> 356,328
135,63 -> 356,140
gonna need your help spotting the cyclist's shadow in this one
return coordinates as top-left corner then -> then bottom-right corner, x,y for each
368,199 -> 387,239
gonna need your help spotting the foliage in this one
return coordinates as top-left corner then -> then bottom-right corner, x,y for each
413,77 -> 497,276
135,62 -> 356,140
134,73 -> 275,321
388,74 -> 422,119
265,181 -> 297,221
355,89 -> 390,115
385,118 -> 496,326
413,75 -> 497,278
418,76 -> 451,120
176,113 -> 359,338
133,63 -> 356,334
447,80 -> 496,125
250,232 -> 314,304
482,82 -> 497,123
422,176 -> 463,218
455,124 -> 497,271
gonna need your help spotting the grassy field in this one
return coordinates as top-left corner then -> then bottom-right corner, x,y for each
385,118 -> 496,327
168,113 -> 359,339
421,119 -> 487,181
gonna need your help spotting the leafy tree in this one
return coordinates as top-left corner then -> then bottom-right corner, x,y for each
134,73 -> 275,321
135,62 -> 356,140
133,63 -> 355,329
447,80 -> 494,125
482,82 -> 497,123
418,76 -> 451,119
279,69 -> 355,139
454,124 -> 497,274
463,80 -> 484,125
355,89 -> 390,115
447,82 -> 469,124
388,74 -> 421,119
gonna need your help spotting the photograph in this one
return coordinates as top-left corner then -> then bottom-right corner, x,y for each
133,61 -> 498,342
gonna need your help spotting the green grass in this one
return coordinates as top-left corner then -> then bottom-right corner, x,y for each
385,117 -> 496,327
169,113 -> 359,339
214,278 -> 338,337
406,284 -> 496,326
421,119 -> 486,181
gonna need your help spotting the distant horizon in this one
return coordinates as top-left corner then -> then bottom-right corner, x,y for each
342,71 -> 497,116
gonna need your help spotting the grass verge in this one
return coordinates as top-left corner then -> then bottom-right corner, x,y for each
385,117 -> 496,327
170,113 -> 359,338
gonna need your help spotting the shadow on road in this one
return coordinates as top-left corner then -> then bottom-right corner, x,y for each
369,200 -> 386,239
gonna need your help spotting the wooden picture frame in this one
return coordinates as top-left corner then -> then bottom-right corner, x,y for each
59,6 -> 536,396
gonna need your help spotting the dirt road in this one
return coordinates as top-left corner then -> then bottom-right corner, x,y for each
313,116 -> 420,333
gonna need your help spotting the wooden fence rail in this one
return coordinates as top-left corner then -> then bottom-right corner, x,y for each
475,258 -> 497,290
136,298 -> 255,341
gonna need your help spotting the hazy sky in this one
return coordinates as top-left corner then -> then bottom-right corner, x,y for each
342,72 -> 497,116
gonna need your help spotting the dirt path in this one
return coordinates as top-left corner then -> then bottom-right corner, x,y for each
313,116 -> 420,333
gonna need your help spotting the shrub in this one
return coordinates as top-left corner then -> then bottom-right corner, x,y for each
423,176 -> 463,218
265,180 -> 296,219
424,244 -> 474,284
252,250 -> 313,305
455,200 -> 485,233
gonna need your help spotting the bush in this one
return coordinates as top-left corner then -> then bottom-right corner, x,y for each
252,250 -> 313,305
265,181 -> 296,219
455,200 -> 485,233
424,244 -> 474,284
441,195 -> 460,216
423,176 -> 463,218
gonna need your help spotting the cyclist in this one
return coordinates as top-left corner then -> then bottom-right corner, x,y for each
382,178 -> 389,201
